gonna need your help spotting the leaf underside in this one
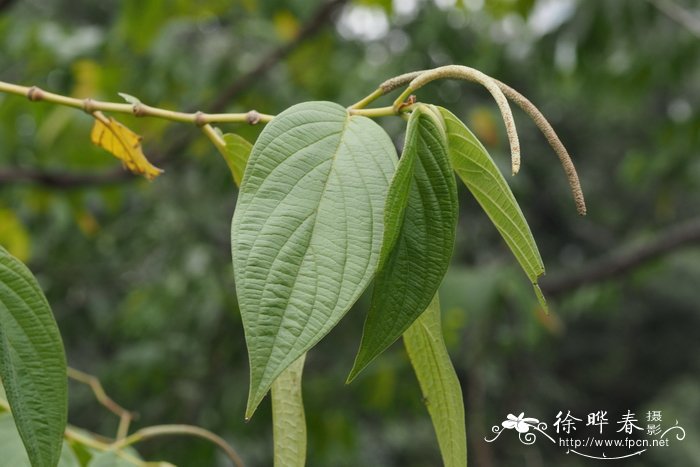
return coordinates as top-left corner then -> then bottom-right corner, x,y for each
438,107 -> 546,308
348,104 -> 458,381
231,101 -> 397,418
0,246 -> 67,467
0,414 -> 79,467
271,354 -> 307,467
404,294 -> 466,467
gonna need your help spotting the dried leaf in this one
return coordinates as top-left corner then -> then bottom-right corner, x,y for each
90,115 -> 163,180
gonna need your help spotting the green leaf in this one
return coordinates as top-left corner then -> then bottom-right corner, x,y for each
0,246 -> 67,467
271,354 -> 306,467
403,294 -> 466,467
348,104 -> 458,381
0,413 -> 79,467
438,107 -> 547,309
222,133 -> 253,187
116,92 -> 141,105
87,451 -> 141,467
231,101 -> 397,418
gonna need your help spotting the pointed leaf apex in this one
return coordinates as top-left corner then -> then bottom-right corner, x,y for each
232,101 -> 397,421
245,388 -> 266,420
534,283 -> 549,314
117,92 -> 142,105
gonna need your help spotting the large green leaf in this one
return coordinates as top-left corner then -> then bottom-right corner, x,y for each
222,133 -> 253,187
0,246 -> 67,467
0,413 -> 78,467
438,107 -> 546,307
271,354 -> 306,467
348,104 -> 458,381
404,294 -> 466,467
231,101 -> 397,418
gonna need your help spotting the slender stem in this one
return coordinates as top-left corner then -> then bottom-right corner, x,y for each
348,105 -> 405,118
68,366 -> 135,440
394,65 -> 521,175
3,392 -> 117,453
645,0 -> 700,38
392,86 -> 415,112
111,424 -> 245,467
201,124 -> 228,155
65,427 -> 175,466
3,392 -> 206,466
348,88 -> 383,109
376,67 -> 586,215
0,81 -> 272,126
63,428 -> 109,451
1,69 -> 586,214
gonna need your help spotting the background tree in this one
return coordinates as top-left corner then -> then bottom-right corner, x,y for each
0,0 -> 698,465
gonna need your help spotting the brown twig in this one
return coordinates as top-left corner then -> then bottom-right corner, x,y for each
540,217 -> 700,296
0,0 -> 347,188
646,0 -> 700,38
208,0 -> 348,113
68,367 -> 136,440
111,424 -> 245,467
0,166 -> 134,187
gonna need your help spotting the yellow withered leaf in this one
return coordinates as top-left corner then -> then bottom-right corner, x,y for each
90,115 -> 163,180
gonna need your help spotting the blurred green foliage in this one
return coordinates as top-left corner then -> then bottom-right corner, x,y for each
0,0 -> 699,465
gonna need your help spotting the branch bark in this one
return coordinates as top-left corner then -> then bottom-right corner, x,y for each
0,0 -> 347,188
0,0 -> 17,13
0,166 -> 134,187
540,218 -> 700,296
646,0 -> 700,38
208,0 -> 348,113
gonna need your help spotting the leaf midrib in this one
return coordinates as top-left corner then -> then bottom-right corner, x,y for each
256,112 -> 353,391
446,124 -> 543,278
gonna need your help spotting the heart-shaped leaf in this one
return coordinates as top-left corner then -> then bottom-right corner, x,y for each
348,104 -> 458,381
0,246 -> 67,467
232,101 -> 397,418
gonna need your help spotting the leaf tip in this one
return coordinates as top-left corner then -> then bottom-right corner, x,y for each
117,92 -> 141,105
345,369 -> 359,385
245,381 -> 269,421
244,405 -> 256,421
347,345 -> 379,384
533,283 -> 549,314
244,398 -> 260,421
